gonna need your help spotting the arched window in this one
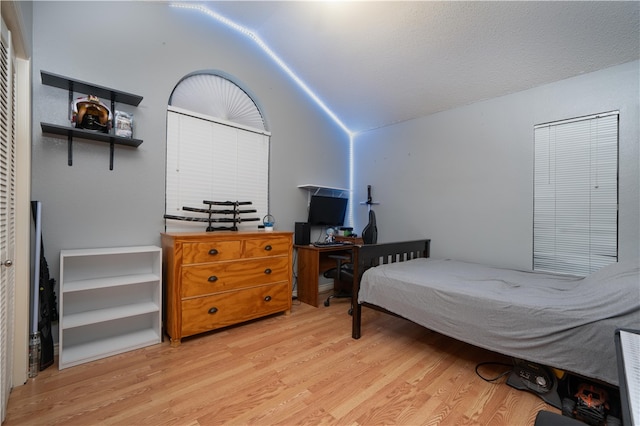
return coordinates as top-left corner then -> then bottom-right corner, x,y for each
170,72 -> 266,131
165,73 -> 270,232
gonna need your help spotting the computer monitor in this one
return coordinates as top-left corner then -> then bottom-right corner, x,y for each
307,195 -> 348,227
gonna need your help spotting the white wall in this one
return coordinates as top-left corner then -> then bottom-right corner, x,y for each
30,1 -> 350,287
29,2 -> 639,342
354,61 -> 639,270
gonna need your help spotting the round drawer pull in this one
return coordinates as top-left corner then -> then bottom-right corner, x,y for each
264,245 -> 272,251
264,268 -> 272,275
208,275 -> 218,282
208,307 -> 218,314
264,295 -> 272,302
208,248 -> 219,255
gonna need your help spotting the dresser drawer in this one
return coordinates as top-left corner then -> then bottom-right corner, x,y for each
182,240 -> 241,264
244,236 -> 290,258
181,256 -> 289,297
181,282 -> 290,337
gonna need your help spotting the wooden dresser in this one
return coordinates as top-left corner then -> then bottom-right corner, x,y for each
161,231 -> 293,346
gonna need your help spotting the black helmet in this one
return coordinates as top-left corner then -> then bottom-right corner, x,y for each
72,95 -> 112,133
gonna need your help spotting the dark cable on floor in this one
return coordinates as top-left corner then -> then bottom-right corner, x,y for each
475,361 -> 513,382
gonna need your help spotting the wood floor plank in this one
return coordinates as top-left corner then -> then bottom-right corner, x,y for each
5,299 -> 559,425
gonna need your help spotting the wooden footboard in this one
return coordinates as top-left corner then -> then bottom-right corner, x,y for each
351,239 -> 431,339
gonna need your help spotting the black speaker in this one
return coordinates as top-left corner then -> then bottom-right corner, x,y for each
506,358 -> 561,409
295,222 -> 311,246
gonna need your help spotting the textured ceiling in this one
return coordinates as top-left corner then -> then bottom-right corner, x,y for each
197,1 -> 639,134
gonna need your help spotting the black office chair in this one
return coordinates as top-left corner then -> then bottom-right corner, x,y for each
323,209 -> 377,308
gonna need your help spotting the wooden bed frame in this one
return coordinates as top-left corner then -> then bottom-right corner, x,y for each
351,239 -> 431,339
349,239 -> 633,406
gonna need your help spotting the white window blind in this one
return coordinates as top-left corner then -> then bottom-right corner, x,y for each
169,73 -> 265,131
533,112 -> 618,276
165,107 -> 270,233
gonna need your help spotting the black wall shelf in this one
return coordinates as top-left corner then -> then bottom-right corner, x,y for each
40,123 -> 143,147
40,70 -> 143,170
41,71 -> 143,106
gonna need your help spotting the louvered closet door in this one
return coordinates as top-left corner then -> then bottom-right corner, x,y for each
0,22 -> 17,422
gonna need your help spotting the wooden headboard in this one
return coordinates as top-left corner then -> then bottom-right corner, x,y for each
351,239 -> 431,338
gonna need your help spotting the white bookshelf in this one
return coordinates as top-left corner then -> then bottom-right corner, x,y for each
59,246 -> 162,369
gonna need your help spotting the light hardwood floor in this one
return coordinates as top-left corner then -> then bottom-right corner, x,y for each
5,298 -> 558,425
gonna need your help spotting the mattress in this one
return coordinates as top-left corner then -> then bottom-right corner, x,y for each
358,258 -> 640,385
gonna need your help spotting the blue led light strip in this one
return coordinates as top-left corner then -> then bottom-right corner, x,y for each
170,2 -> 356,226
170,3 -> 352,136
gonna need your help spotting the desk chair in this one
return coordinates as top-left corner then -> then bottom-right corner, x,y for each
323,209 -> 378,308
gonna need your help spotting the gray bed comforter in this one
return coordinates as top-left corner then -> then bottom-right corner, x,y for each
358,258 -> 640,385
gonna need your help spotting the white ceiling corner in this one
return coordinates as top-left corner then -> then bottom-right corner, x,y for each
200,1 -> 640,134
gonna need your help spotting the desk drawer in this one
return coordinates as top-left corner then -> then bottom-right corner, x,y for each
244,237 -> 290,258
181,256 -> 289,297
182,240 -> 242,264
181,282 -> 290,337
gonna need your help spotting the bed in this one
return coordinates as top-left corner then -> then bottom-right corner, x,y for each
350,239 -> 640,386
